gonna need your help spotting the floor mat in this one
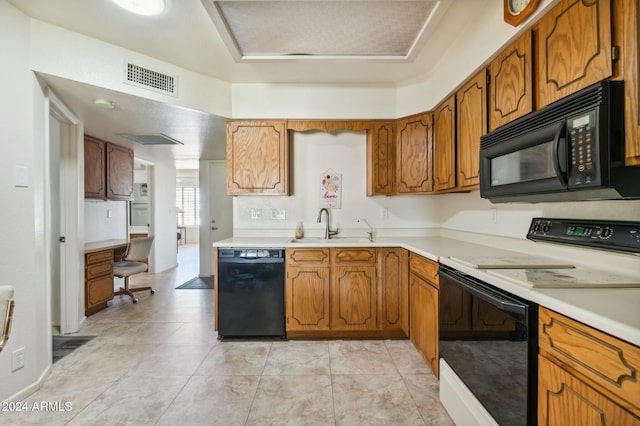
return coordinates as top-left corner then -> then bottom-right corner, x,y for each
52,336 -> 95,363
175,276 -> 214,289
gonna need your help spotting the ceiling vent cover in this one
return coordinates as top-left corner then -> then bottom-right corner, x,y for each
124,62 -> 177,96
117,133 -> 184,145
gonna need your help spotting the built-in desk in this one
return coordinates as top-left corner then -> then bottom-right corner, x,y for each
84,239 -> 128,316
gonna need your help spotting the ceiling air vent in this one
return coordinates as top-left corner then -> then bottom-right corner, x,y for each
124,62 -> 177,97
117,133 -> 184,145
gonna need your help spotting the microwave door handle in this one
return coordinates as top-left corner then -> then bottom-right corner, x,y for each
553,123 -> 568,185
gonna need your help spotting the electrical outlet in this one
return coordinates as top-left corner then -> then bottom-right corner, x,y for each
379,207 -> 389,219
271,209 -> 286,220
250,208 -> 262,220
12,347 -> 25,371
490,208 -> 498,224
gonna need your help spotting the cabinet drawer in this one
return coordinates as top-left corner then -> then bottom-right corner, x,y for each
86,250 -> 113,265
86,261 -> 113,280
286,248 -> 329,266
86,275 -> 114,308
539,307 -> 640,411
331,248 -> 376,265
409,253 -> 439,287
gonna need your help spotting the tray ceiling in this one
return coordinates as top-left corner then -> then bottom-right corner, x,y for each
203,0 -> 442,61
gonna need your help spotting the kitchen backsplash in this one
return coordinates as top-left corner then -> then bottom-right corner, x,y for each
234,130 -> 640,240
84,200 -> 128,243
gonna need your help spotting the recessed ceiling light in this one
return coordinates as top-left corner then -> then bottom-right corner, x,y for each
111,0 -> 165,16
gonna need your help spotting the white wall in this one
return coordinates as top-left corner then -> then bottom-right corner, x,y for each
84,200 -> 128,242
234,131 -> 440,237
438,192 -> 640,239
232,84 -> 396,119
0,0 -> 50,402
28,20 -> 231,118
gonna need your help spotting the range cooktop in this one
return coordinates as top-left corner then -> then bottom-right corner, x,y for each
448,255 -> 574,269
486,268 -> 640,288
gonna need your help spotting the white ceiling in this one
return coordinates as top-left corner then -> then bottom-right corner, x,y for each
8,0 -> 491,169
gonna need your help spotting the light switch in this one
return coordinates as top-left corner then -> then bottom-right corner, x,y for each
250,209 -> 262,220
107,209 -> 113,218
14,165 -> 29,188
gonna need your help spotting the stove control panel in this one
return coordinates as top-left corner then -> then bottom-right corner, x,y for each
527,218 -> 640,253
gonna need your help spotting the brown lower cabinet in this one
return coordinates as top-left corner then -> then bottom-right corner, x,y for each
408,253 -> 439,377
377,248 -> 409,334
538,307 -> 640,423
285,247 -> 407,337
85,249 -> 115,315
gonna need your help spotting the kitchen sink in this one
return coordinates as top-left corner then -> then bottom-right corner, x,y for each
288,237 -> 373,244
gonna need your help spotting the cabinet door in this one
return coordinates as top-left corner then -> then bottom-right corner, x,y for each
377,248 -> 408,334
86,275 -> 114,314
618,0 -> 640,165
331,266 -> 377,330
535,0 -> 613,109
409,272 -> 439,377
367,121 -> 396,196
84,136 -> 106,199
433,95 -> 457,192
286,266 -> 330,331
396,113 -> 433,194
456,70 -> 487,189
226,120 -> 289,195
539,356 -> 639,426
106,143 -> 134,200
488,30 -> 533,131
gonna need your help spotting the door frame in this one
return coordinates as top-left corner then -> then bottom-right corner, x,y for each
47,88 -> 83,334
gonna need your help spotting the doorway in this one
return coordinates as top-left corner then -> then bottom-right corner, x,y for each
47,89 -> 82,335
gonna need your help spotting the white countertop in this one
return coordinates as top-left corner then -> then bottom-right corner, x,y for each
213,235 -> 640,346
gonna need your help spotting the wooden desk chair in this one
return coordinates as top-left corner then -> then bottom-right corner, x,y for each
114,236 -> 155,303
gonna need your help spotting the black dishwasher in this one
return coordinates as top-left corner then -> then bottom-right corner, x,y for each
217,248 -> 286,339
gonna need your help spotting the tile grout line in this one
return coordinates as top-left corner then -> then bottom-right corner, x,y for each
243,342 -> 273,425
153,339 -> 219,425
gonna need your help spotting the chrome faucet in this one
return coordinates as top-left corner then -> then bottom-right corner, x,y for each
358,218 -> 374,242
317,208 -> 339,239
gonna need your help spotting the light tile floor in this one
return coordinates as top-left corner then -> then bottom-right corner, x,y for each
1,245 -> 453,425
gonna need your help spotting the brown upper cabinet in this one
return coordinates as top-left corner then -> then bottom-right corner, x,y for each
535,0 -> 613,109
84,135 -> 133,201
616,0 -> 640,166
84,136 -> 106,199
226,120 -> 290,195
433,95 -> 457,192
456,70 -> 487,190
396,113 -> 434,194
367,121 -> 396,196
488,30 -> 534,131
106,143 -> 134,200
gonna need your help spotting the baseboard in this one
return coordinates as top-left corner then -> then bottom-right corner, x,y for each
2,363 -> 52,404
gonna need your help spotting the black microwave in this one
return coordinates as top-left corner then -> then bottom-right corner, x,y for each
480,81 -> 640,203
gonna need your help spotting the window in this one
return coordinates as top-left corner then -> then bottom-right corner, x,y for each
176,186 -> 200,226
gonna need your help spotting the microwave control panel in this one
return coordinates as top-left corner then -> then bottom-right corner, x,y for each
567,110 -> 600,188
527,218 -> 640,253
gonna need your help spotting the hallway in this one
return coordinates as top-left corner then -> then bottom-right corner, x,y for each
0,244 -> 452,425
